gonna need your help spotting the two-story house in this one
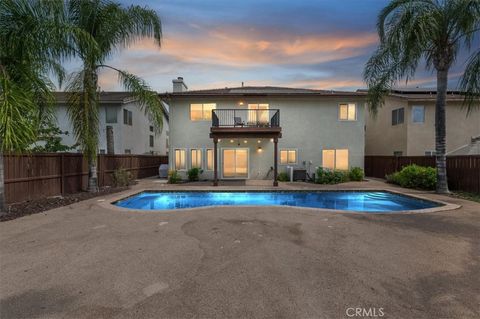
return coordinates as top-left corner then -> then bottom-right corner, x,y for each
160,78 -> 366,186
53,92 -> 169,155
364,89 -> 480,156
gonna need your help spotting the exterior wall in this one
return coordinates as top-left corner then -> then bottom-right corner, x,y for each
365,96 -> 480,156
365,96 -> 408,155
53,102 -> 169,155
168,95 -> 365,180
406,101 -> 480,155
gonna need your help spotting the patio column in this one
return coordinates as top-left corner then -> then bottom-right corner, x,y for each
273,137 -> 278,186
213,138 -> 218,186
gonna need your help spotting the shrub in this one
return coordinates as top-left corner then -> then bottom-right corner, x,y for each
187,167 -> 203,181
315,167 -> 348,184
277,172 -> 289,182
349,167 -> 364,181
112,168 -> 132,187
168,170 -> 181,184
386,164 -> 436,190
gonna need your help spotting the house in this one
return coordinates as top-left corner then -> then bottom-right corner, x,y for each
364,89 -> 480,156
160,78 -> 366,185
53,92 -> 169,155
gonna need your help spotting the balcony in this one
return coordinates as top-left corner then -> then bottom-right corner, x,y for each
210,109 -> 281,138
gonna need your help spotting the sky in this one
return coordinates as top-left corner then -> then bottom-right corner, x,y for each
76,0 -> 472,93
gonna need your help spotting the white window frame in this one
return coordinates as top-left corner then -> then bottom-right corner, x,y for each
174,148 -> 187,171
338,103 -> 357,121
190,148 -> 203,169
190,103 -> 217,121
279,148 -> 298,165
221,147 -> 250,179
321,149 -> 349,170
206,148 -> 214,171
411,105 -> 425,124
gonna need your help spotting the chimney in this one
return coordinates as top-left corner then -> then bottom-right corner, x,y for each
172,77 -> 188,92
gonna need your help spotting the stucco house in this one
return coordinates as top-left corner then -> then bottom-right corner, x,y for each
364,89 -> 480,156
160,78 -> 366,186
53,92 -> 169,155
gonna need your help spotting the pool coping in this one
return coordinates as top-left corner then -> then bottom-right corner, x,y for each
100,188 -> 461,215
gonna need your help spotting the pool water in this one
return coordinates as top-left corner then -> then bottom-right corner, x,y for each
114,191 -> 440,212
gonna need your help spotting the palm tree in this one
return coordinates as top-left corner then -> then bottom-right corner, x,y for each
0,0 -> 97,211
66,0 -> 163,192
364,0 -> 479,193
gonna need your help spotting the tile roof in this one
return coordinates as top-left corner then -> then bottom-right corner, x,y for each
356,89 -> 466,101
54,92 -> 135,103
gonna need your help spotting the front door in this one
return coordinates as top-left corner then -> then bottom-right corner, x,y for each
222,148 -> 248,178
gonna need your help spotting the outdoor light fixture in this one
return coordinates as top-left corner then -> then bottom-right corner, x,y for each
243,140 -> 248,144
230,139 -> 234,143
257,146 -> 263,153
270,138 -> 274,142
239,101 -> 244,105
218,139 -> 221,142
257,140 -> 261,143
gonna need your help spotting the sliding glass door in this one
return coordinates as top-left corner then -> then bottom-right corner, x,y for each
222,149 -> 248,178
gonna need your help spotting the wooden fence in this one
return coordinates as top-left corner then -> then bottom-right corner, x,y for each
3,153 -> 168,204
365,155 -> 480,194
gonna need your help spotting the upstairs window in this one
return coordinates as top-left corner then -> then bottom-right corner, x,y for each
123,109 -> 132,125
392,108 -> 404,125
412,106 -> 425,123
338,103 -> 356,121
190,103 -> 216,121
105,106 -> 117,123
280,149 -> 297,164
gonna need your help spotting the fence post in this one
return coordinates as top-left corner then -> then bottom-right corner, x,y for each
60,153 -> 65,195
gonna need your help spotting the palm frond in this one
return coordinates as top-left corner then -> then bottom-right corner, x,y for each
459,50 -> 480,114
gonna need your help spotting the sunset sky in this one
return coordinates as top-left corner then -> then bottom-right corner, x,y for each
83,0 -> 471,92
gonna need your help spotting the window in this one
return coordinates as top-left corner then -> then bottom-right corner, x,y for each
279,149 -> 297,164
175,149 -> 186,170
190,149 -> 202,168
124,149 -> 131,154
392,108 -> 404,125
338,103 -> 356,121
206,149 -> 214,170
412,106 -> 425,123
105,106 -> 117,123
149,135 -> 154,147
322,149 -> 349,170
149,125 -> 154,132
190,103 -> 216,121
123,109 -> 132,125
393,151 -> 403,157
99,149 -> 106,154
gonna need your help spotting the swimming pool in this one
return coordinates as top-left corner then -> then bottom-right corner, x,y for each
113,191 -> 441,212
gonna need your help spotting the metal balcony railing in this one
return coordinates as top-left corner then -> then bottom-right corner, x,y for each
212,109 -> 280,128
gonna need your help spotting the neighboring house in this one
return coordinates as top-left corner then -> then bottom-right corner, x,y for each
53,92 -> 169,155
364,89 -> 480,156
160,78 -> 366,185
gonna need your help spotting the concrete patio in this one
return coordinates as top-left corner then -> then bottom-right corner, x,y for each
1,178 -> 479,318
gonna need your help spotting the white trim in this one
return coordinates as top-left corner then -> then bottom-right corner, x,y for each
279,148 -> 298,165
173,148 -> 187,171
338,102 -> 357,121
221,147 -> 250,179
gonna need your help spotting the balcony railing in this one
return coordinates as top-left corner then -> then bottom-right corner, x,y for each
212,109 -> 280,128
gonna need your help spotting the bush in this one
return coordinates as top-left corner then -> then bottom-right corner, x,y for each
349,167 -> 364,181
168,170 -> 181,184
386,164 -> 436,190
187,167 -> 203,181
277,172 -> 289,182
315,167 -> 348,184
112,168 -> 132,187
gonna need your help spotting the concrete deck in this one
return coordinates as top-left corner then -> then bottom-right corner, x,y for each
1,179 -> 479,318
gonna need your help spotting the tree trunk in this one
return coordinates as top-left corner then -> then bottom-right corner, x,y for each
106,125 -> 114,154
87,155 -> 98,192
0,151 -> 5,213
435,68 -> 450,194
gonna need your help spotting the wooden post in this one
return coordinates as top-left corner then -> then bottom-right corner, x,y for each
213,138 -> 218,186
60,153 -> 65,195
273,137 -> 278,186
